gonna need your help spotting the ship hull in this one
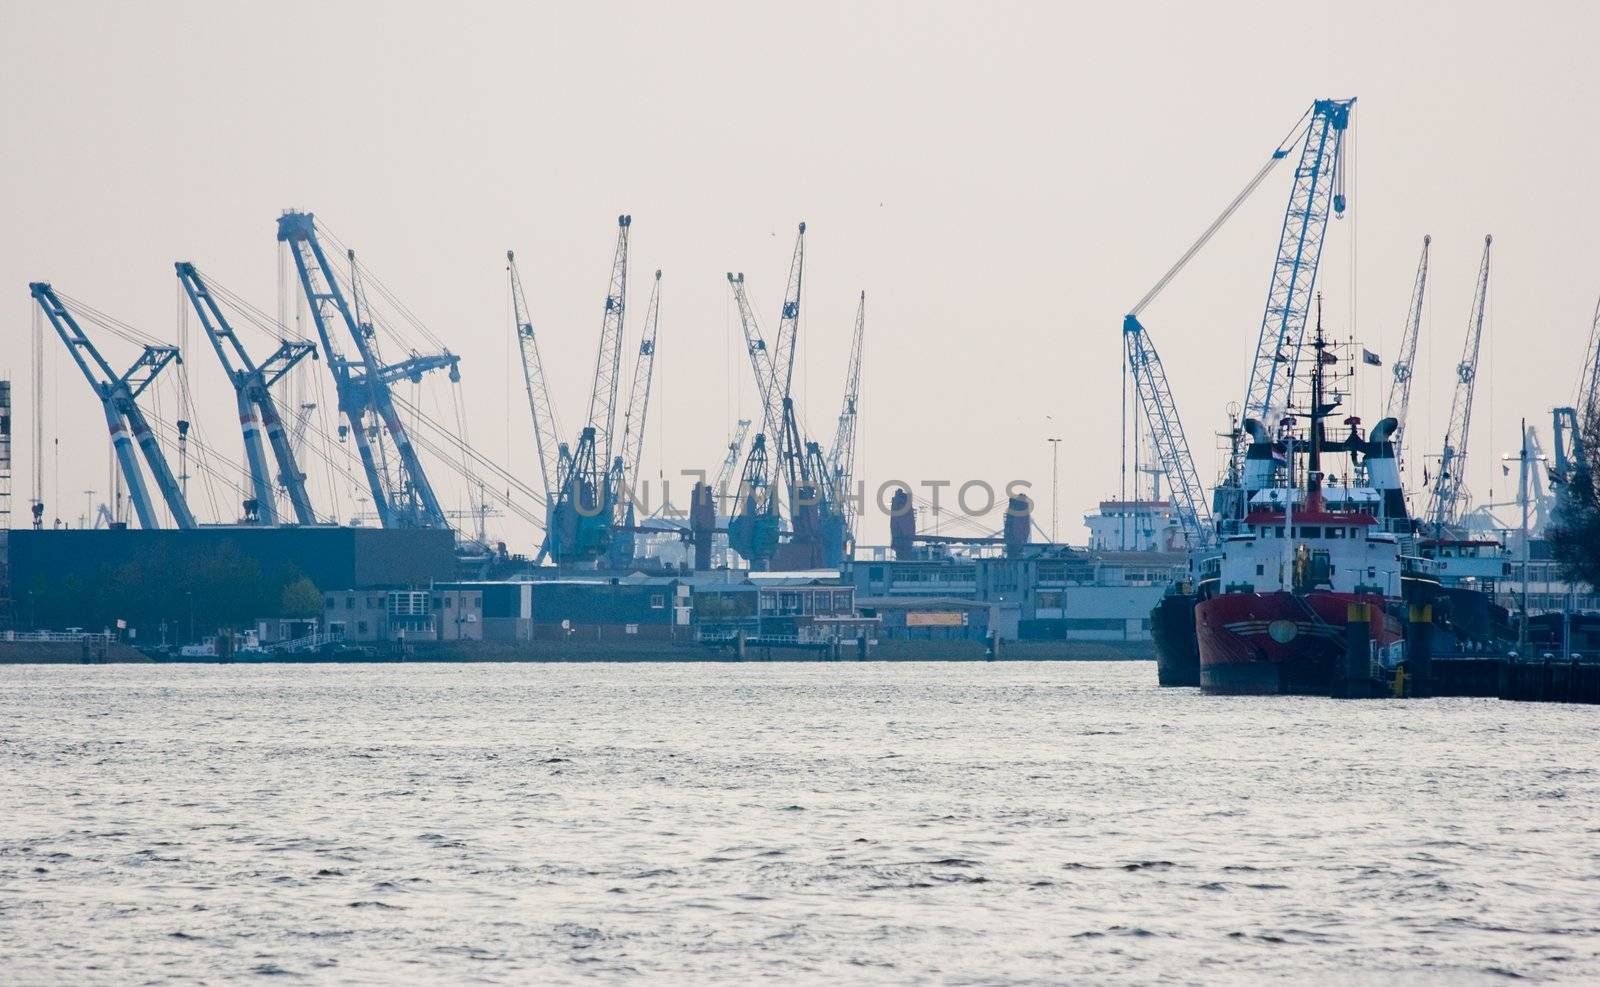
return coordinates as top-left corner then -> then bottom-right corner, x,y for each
1150,591 -> 1200,686
1196,591 -> 1399,696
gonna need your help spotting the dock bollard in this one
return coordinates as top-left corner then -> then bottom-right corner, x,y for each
1406,603 -> 1433,698
1337,602 -> 1371,698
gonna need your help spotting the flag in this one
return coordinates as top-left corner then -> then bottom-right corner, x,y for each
1319,350 -> 1339,365
1362,348 -> 1382,366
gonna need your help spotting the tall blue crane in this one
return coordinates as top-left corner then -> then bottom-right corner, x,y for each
608,269 -> 662,566
726,271 -> 781,567
1424,235 -> 1493,531
725,223 -> 844,568
1238,98 -> 1354,441
827,291 -> 866,551
1122,98 -> 1354,545
1383,235 -> 1432,475
175,263 -> 319,525
276,211 -> 458,530
508,250 -> 565,513
616,269 -> 662,500
546,215 -> 631,564
1552,293 -> 1600,493
1122,318 -> 1211,544
29,282 -> 197,529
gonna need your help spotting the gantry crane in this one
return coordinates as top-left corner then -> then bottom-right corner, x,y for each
1383,235 -> 1432,474
546,215 -> 631,564
29,282 -> 197,529
508,250 -> 566,521
1424,235 -> 1493,532
175,263 -> 319,525
276,211 -> 458,530
827,291 -> 866,549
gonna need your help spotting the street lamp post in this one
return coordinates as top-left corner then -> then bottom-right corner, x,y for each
1049,438 -> 1062,545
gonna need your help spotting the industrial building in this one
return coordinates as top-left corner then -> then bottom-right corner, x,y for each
847,546 -> 1182,643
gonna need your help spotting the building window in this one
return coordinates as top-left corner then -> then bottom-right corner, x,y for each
345,597 -> 354,610
650,594 -> 665,609
625,623 -> 639,635
1256,564 -> 1264,576
357,621 -> 368,634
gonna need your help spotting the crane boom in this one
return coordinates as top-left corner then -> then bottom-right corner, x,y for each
1577,293 -> 1600,428
29,282 -> 196,529
1124,98 -> 1352,535
727,272 -> 782,440
1383,235 -> 1432,471
1425,235 -> 1493,530
1239,98 -> 1354,441
585,215 -> 631,468
617,270 -> 661,496
175,262 -> 319,525
716,419 -> 752,494
508,250 -> 563,508
829,291 -> 866,539
1124,315 -> 1211,544
276,211 -> 457,529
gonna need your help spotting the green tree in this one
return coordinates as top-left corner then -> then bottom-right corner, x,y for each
280,576 -> 324,618
1549,410 -> 1600,589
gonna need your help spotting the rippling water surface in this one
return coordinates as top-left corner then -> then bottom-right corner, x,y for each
2,661 -> 1598,984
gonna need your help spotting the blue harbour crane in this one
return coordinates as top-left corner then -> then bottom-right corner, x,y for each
29,282 -> 197,529
726,271 -> 782,567
175,262 -> 319,525
276,211 -> 458,530
545,215 -> 632,565
1238,99 -> 1354,444
1553,293 -> 1600,493
1121,97 -> 1355,546
826,291 -> 866,551
1424,235 -> 1493,532
1121,319 -> 1212,545
1383,235 -> 1432,476
725,223 -> 845,568
508,249 -> 568,551
609,269 -> 663,565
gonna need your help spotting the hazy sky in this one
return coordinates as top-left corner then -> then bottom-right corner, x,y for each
4,1 -> 1598,549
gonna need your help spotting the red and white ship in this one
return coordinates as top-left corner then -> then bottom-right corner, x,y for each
1196,318 -> 1413,695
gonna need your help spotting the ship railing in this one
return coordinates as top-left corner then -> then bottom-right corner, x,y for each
1,630 -> 117,644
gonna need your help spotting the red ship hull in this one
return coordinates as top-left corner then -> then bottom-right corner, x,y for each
1195,591 -> 1400,695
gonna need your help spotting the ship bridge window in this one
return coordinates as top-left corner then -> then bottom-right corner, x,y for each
1328,527 -> 1346,539
1299,526 -> 1321,539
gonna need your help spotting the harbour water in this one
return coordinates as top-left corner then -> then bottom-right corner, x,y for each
2,661 -> 1597,983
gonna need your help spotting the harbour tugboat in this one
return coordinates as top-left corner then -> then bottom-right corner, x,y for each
1195,312 -> 1411,695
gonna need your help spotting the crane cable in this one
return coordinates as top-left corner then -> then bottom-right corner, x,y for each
1128,105 -> 1314,318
